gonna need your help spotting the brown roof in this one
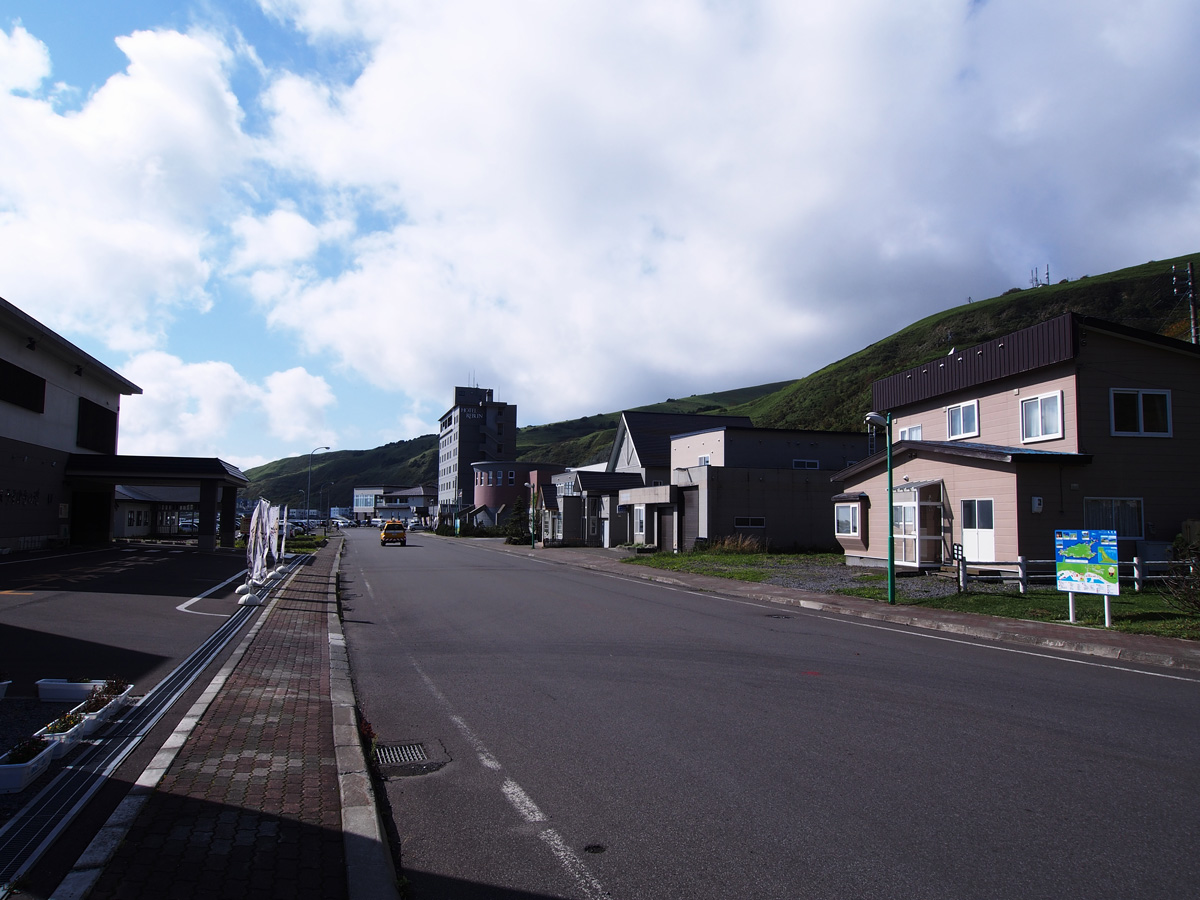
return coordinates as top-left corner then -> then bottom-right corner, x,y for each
871,313 -> 1200,412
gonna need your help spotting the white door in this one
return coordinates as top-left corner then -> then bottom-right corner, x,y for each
892,502 -> 918,565
961,499 -> 995,562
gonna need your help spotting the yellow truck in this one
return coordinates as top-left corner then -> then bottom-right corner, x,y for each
380,520 -> 407,547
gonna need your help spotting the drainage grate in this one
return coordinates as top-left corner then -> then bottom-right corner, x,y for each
376,743 -> 427,765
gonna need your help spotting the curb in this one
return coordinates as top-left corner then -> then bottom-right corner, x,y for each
326,539 -> 401,900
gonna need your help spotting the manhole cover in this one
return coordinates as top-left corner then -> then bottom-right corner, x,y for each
376,743 -> 428,765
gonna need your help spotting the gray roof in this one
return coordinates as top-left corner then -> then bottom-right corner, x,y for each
872,313 -> 1200,412
67,455 -> 249,487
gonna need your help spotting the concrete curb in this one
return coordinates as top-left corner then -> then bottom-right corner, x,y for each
326,539 -> 401,900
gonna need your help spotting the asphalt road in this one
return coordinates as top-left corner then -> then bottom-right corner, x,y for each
340,529 -> 1200,900
0,544 -> 248,698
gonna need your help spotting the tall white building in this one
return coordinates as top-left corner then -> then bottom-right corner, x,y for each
437,387 -> 516,520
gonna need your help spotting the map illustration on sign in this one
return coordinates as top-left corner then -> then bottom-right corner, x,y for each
1055,529 -> 1119,595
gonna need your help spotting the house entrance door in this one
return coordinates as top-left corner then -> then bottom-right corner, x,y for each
961,499 -> 995,562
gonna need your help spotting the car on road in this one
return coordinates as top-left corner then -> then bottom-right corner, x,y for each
380,521 -> 407,547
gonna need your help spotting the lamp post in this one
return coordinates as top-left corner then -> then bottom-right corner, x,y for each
864,411 -> 896,605
320,482 -> 334,535
307,446 -> 329,529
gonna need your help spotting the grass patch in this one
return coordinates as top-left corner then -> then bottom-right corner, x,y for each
625,549 -> 843,586
625,550 -> 1200,640
905,588 -> 1200,640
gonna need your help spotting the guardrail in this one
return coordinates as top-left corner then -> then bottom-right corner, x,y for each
953,557 -> 1193,594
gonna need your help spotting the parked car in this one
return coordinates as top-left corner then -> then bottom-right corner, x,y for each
380,520 -> 407,546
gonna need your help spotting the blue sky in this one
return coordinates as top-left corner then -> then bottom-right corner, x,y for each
2,1 -> 1199,471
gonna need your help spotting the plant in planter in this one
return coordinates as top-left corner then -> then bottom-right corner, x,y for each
72,678 -> 134,735
36,710 -> 88,758
0,737 -> 54,793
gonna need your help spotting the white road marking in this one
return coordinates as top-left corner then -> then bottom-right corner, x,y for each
406,655 -> 610,898
176,569 -> 246,616
502,778 -> 546,822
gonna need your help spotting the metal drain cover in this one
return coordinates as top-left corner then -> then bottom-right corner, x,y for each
374,741 -> 447,776
376,743 -> 428,765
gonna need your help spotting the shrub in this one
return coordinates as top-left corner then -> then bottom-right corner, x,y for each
1163,536 -> 1200,615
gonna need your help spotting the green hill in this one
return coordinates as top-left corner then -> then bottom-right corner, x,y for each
245,252 -> 1200,505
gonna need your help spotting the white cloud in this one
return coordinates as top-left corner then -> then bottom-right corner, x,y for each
5,1 -> 1200,466
0,26 -> 247,351
243,0 -> 1200,431
261,366 -> 337,443
118,352 -> 338,462
0,23 -> 50,92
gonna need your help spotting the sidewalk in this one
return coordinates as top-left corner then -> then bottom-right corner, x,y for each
53,537 -> 397,900
498,542 -> 1200,672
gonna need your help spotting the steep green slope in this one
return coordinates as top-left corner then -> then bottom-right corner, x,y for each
245,252 -> 1199,501
731,253 -> 1200,431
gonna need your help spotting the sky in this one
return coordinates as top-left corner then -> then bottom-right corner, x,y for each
1,1 -> 1199,472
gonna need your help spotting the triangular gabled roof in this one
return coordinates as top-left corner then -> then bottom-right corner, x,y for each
607,411 -> 754,472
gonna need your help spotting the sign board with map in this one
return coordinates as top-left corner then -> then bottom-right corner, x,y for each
1055,529 -> 1119,595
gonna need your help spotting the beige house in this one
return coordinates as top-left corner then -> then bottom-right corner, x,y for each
833,313 -> 1200,569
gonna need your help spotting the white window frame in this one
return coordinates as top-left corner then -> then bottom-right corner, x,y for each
698,455 -> 711,466
634,506 -> 645,535
1020,390 -> 1064,443
1110,389 -> 1172,437
793,459 -> 820,469
946,400 -> 979,440
898,424 -> 922,441
1084,497 -> 1145,539
834,503 -> 860,537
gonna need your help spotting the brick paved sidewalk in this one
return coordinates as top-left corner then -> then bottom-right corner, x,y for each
86,544 -> 350,900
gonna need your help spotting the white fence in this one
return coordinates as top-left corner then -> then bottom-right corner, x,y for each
954,556 -> 1190,594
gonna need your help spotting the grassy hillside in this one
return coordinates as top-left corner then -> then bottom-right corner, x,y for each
245,252 -> 1200,502
730,253 -> 1200,432
244,434 -> 437,512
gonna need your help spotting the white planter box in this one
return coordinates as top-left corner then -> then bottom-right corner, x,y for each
36,679 -> 106,702
34,718 -> 88,759
0,741 -> 55,793
72,685 -> 133,736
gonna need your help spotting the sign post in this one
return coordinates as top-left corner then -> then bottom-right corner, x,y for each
1055,529 -> 1119,626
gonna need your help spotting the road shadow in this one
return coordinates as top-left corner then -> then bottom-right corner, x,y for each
0,622 -> 168,698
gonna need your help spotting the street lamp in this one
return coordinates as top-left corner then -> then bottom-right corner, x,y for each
307,446 -> 329,528
320,481 -> 335,535
864,411 -> 896,605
